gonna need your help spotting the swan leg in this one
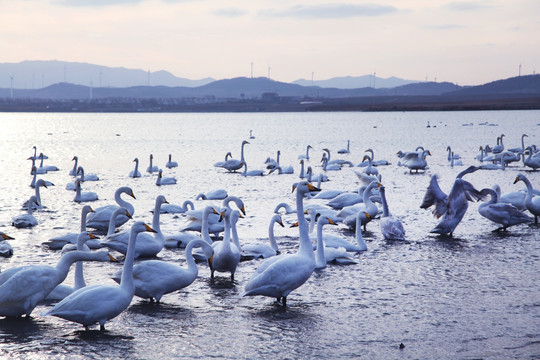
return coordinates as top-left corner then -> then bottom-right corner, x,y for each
282,297 -> 287,307
100,324 -> 106,332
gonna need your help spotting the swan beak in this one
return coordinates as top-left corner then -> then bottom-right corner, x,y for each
278,219 -> 285,227
130,191 -> 136,199
362,155 -> 368,162
89,233 -> 98,239
219,211 -> 226,222
306,183 -> 321,192
108,254 -> 118,262
212,208 -> 220,215
513,176 -> 520,184
125,210 -> 133,219
1,233 -> 14,240
89,207 -> 95,213
163,198 -> 169,204
240,205 -> 246,216
364,212 -> 371,219
208,254 -> 214,265
144,224 -> 157,233
290,221 -> 299,228
328,218 -> 335,225
376,182 -> 382,188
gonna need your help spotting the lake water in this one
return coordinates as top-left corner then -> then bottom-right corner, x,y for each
0,110 -> 538,359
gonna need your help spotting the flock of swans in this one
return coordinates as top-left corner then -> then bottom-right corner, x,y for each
0,130 -> 539,333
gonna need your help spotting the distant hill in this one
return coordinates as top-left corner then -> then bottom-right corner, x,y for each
293,75 -> 418,89
0,60 -> 215,88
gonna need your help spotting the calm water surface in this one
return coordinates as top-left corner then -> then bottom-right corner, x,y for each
0,111 -> 538,359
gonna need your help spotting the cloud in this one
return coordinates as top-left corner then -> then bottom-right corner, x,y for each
443,1 -> 491,11
212,7 -> 246,18
259,3 -> 399,19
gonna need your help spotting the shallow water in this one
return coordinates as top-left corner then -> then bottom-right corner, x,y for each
0,110 -> 539,359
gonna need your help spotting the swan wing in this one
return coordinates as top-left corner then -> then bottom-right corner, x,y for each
420,175 -> 448,218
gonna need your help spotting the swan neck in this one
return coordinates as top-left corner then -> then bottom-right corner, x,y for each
268,219 -> 279,251
201,208 -> 213,244
231,217 -> 241,250
380,188 -> 390,217
316,220 -> 326,267
121,227 -> 139,292
355,216 -> 366,248
296,189 -> 313,258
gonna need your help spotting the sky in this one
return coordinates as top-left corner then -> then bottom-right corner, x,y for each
1,0 -> 539,86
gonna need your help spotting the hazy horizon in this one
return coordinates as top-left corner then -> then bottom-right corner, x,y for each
1,1 -> 539,86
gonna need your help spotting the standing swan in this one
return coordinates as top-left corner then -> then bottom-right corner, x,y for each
112,239 -> 213,303
208,206 -> 242,281
241,181 -> 319,306
217,140 -> 249,172
86,186 -> 136,232
478,188 -> 533,231
42,222 -> 156,330
514,174 -> 540,223
421,165 -> 484,236
379,185 -> 406,240
0,242 -> 114,317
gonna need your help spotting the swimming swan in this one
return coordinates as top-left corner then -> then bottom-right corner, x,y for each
379,185 -> 406,240
43,205 -> 95,250
165,154 -> 178,168
42,222 -> 155,330
129,158 -> 141,178
0,232 -> 15,258
241,214 -> 284,259
73,180 -> 99,203
12,196 -> 39,228
147,154 -> 159,173
156,169 -> 177,186
85,186 -> 136,232
514,174 -> 540,223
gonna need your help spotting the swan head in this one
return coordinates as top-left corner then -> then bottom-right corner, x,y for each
513,174 -> 525,185
292,180 -> 320,194
72,156 -> 78,161
0,232 -> 14,240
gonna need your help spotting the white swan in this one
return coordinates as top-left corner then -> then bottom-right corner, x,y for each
43,205 -> 95,250
0,232 -> 15,258
362,148 -> 391,166
508,134 -> 528,154
85,186 -> 135,232
298,159 -> 306,179
23,178 -> 51,210
12,196 -> 39,228
242,161 -> 265,177
514,174 -> 540,223
0,244 -> 114,317
77,166 -> 99,182
524,147 -> 540,170
164,206 -> 219,249
129,158 -> 141,178
147,154 -> 159,173
492,134 -> 505,154
267,150 -> 294,174
338,181 -> 381,230
30,146 -> 47,161
42,222 -> 155,330
321,154 -> 341,171
196,189 -> 228,200
273,202 -> 296,214
213,152 -> 232,168
69,156 -> 79,176
208,206 -> 241,281
298,145 -> 312,160
217,140 -> 249,172
478,188 -> 533,231
30,168 -> 54,189
360,155 -> 378,176
327,187 -> 365,210
156,169 -> 177,186
313,216 -> 357,269
165,154 -> 178,168
337,140 -> 350,154
249,129 -> 255,139
29,157 -> 47,175
112,238 -> 213,303
45,232 -> 108,301
450,152 -> 463,167
379,185 -> 406,240
241,214 -> 284,259
241,181 -> 319,306
306,166 -> 329,183
159,200 -> 195,214
38,152 -> 59,172
446,146 -> 461,161
102,196 -> 167,258
421,165 -> 484,236
401,149 -> 431,173
73,180 -> 99,203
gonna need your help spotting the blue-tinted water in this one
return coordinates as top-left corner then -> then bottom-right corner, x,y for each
0,111 -> 538,359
